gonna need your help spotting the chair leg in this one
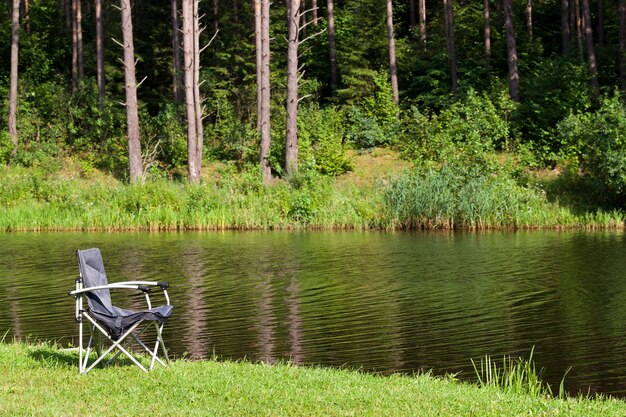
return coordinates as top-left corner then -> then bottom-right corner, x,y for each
82,321 -> 147,374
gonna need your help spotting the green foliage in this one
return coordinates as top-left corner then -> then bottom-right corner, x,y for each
298,104 -> 352,175
556,93 -> 626,206
399,90 -> 510,171
346,71 -> 400,149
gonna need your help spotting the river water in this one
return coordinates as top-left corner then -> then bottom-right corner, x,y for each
1,230 -> 626,396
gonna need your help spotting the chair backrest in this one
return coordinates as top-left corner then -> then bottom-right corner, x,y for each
77,248 -> 114,316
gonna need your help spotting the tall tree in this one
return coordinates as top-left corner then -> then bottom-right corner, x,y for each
327,0 -> 338,91
95,0 -> 105,106
561,0 -> 570,54
503,0 -> 520,101
285,0 -> 300,175
418,0 -> 426,45
443,0 -> 457,95
597,0 -> 604,49
9,0 -> 20,158
71,0 -> 84,89
526,0 -> 532,40
581,0 -> 599,94
573,0 -> 583,60
172,0 -> 183,105
258,0 -> 272,183
386,0 -> 399,104
484,0 -> 491,59
409,0 -> 416,28
618,0 -> 626,92
120,0 -> 143,182
182,0 -> 204,182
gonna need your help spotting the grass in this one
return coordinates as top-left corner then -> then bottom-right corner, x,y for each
2,341 -> 626,416
1,151 -> 625,231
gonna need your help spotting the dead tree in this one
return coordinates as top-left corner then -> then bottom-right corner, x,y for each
120,0 -> 143,182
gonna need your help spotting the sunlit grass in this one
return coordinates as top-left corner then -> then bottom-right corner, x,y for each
1,341 -> 625,416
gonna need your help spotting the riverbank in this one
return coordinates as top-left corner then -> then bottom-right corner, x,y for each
1,342 -> 624,416
1,151 -> 624,231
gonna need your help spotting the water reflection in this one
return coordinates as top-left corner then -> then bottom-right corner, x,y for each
1,230 -> 626,396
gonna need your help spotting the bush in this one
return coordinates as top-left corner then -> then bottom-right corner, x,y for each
399,89 -> 510,173
556,93 -> 626,206
298,104 -> 352,176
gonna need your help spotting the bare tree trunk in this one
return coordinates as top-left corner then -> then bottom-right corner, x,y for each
64,0 -> 71,30
76,0 -> 84,79
96,0 -> 105,107
418,0 -> 426,45
23,0 -> 29,34
255,0 -> 262,131
409,0 -> 416,28
120,0 -> 143,182
597,0 -> 604,49
213,0 -> 218,33
574,0 -> 583,61
285,0 -> 300,175
503,0 -> 520,101
526,0 -> 532,40
71,0 -> 78,89
618,0 -> 626,92
327,0 -> 338,91
443,0 -> 457,95
561,0 -> 570,54
581,0 -> 599,94
311,0 -> 318,25
182,0 -> 203,182
192,0 -> 203,174
484,0 -> 491,59
258,0 -> 272,183
9,0 -> 20,157
386,0 -> 399,104
172,0 -> 183,105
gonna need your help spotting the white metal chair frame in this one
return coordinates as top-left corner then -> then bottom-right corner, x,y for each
69,279 -> 172,374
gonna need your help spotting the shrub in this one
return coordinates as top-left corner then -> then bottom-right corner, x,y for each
556,93 -> 626,206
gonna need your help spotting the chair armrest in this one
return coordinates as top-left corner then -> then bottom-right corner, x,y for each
69,281 -> 170,296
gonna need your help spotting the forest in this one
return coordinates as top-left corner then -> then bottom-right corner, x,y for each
2,0 -> 626,230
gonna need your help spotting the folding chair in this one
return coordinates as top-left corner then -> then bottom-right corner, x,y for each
69,248 -> 174,374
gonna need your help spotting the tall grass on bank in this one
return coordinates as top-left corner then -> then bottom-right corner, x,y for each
2,341 -> 626,416
471,347 -> 570,399
384,166 -> 626,230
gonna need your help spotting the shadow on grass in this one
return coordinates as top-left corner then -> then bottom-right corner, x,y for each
28,347 -> 138,370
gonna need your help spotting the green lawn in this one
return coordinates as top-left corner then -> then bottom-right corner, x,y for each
1,342 -> 625,416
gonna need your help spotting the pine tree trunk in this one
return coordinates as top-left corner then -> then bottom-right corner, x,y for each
259,0 -> 272,183
71,0 -> 78,89
96,0 -> 105,107
581,0 -> 599,94
597,0 -> 603,49
183,0 -> 199,182
255,0 -> 262,131
527,0 -> 532,40
484,0 -> 491,59
312,0 -> 318,25
23,0 -> 29,34
409,0 -> 416,28
285,0 -> 300,175
327,0 -> 338,91
386,0 -> 399,104
193,0 -> 203,176
120,0 -> 143,182
443,0 -> 457,95
503,0 -> 520,101
172,0 -> 183,105
9,0 -> 20,157
561,0 -> 570,54
213,0 -> 218,33
77,0 -> 83,80
418,0 -> 426,45
574,0 -> 583,61
618,0 -> 626,92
